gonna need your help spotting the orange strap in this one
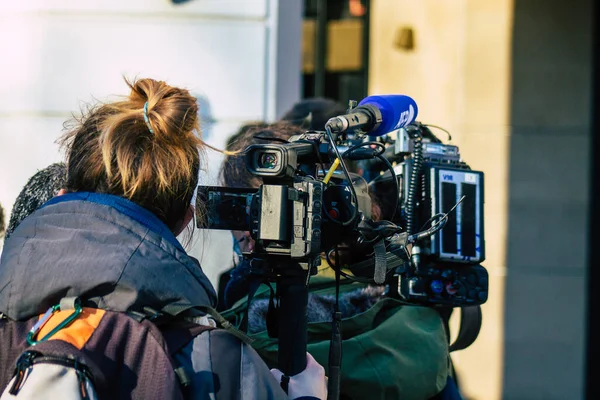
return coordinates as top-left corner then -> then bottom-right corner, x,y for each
36,308 -> 105,350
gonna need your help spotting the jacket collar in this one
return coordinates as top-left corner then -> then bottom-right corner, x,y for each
43,192 -> 184,252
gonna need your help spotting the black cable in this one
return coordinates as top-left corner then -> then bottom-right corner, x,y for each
324,126 -> 359,226
338,269 -> 373,283
307,138 -> 328,180
406,128 -> 423,235
418,213 -> 448,233
341,141 -> 386,157
357,221 -> 402,244
407,213 -> 448,244
423,124 -> 452,142
327,248 -> 343,400
325,250 -> 377,284
416,195 -> 465,234
373,153 -> 399,221
321,140 -> 389,229
334,247 -> 340,309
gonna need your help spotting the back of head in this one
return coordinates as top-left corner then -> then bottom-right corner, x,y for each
281,97 -> 347,131
225,121 -> 269,151
6,163 -> 67,239
61,78 -> 203,232
368,172 -> 402,223
220,122 -> 305,188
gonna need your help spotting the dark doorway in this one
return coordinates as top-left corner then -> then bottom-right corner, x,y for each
586,1 -> 600,398
302,0 -> 370,102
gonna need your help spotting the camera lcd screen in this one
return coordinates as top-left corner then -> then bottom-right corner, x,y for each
196,186 -> 258,231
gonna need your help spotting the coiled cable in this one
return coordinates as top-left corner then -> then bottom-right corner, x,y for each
406,126 -> 423,235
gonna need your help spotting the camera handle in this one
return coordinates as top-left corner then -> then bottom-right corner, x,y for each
277,270 -> 309,378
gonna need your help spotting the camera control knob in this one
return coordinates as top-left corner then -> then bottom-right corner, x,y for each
312,215 -> 322,225
445,281 -> 459,295
430,280 -> 444,294
328,208 -> 340,219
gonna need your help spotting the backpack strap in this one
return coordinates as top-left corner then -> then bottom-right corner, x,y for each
159,322 -> 216,396
437,305 -> 482,353
449,306 -> 482,353
160,322 -> 215,356
159,304 -> 254,345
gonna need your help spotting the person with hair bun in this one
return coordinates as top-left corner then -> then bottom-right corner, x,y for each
0,78 -> 326,400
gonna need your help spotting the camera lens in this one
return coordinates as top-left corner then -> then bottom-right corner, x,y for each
258,152 -> 278,169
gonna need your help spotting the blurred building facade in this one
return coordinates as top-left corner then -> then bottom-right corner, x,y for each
369,0 -> 594,399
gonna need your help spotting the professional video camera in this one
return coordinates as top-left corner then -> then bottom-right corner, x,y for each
354,123 -> 488,307
195,95 -> 488,378
196,95 -> 416,271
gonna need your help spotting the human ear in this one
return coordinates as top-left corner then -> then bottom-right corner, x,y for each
174,205 -> 194,236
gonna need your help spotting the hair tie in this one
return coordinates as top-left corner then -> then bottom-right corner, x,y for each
143,102 -> 155,134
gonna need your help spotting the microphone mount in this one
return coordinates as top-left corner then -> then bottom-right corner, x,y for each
325,104 -> 383,134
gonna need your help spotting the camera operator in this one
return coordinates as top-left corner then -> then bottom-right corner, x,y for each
216,98 -> 354,307
280,97 -> 347,131
0,78 -> 326,400
218,123 -> 461,400
218,122 -> 306,307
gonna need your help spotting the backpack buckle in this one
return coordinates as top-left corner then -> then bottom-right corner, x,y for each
27,298 -> 83,346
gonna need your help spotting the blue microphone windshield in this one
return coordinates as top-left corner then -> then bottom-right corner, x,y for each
358,95 -> 418,136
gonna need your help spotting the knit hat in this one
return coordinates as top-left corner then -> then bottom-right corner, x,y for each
5,163 -> 67,239
0,202 -> 5,238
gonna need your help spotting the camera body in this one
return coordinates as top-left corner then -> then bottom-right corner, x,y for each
365,125 -> 488,306
197,122 -> 489,307
197,132 -> 371,271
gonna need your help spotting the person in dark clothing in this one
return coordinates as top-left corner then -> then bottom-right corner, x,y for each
218,121 -> 463,399
280,97 -> 347,131
217,122 -> 306,308
280,97 -> 363,175
0,78 -> 326,400
220,121 -> 305,191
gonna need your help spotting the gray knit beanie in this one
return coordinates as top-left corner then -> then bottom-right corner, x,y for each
0,202 -> 5,237
5,163 -> 67,240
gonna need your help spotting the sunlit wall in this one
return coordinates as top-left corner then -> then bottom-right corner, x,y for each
369,1 -> 513,398
0,0 -> 301,286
